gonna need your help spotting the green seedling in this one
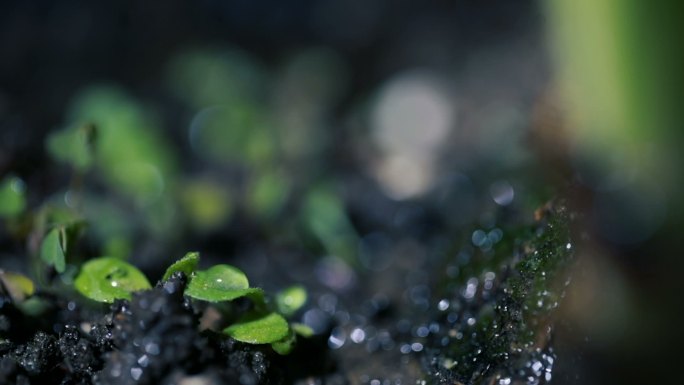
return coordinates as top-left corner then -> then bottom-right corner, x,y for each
162,251 -> 200,281
73,252 -> 309,354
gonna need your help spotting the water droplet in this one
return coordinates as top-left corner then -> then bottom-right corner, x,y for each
471,230 -> 488,247
144,342 -> 160,355
137,355 -> 149,367
411,342 -> 423,352
416,326 -> 429,337
488,228 -> 503,243
490,180 -> 514,206
64,190 -> 77,208
350,328 -> 366,343
499,378 -> 511,385
532,360 -> 543,373
463,278 -> 478,299
327,327 -> 346,349
437,299 -> 449,311
130,367 -> 143,380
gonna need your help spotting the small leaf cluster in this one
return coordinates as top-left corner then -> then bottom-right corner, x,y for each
74,252 -> 311,354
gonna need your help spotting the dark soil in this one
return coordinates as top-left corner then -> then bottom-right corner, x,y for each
0,273 -> 337,385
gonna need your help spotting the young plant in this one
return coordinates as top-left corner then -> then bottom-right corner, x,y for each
74,252 -> 310,354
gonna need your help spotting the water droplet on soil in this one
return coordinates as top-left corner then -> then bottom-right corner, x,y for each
130,366 -> 143,380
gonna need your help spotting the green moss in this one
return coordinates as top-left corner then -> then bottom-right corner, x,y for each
432,203 -> 574,383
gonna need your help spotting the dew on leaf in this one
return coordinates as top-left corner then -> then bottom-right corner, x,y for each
162,251 -> 200,281
185,264 -> 262,302
74,256 -> 151,303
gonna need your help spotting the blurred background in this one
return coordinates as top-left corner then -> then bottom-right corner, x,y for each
1,0 -> 683,384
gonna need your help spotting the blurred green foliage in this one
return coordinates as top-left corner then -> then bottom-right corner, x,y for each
275,285 -> 307,318
34,47 -> 360,282
546,0 -> 684,201
49,86 -> 176,204
0,270 -> 35,302
39,228 -> 66,274
179,179 -> 233,231
0,177 -> 26,218
300,187 -> 359,266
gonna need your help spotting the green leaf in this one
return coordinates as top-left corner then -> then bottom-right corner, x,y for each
185,264 -> 262,302
0,177 -> 26,218
0,270 -> 35,302
46,123 -> 95,171
271,329 -> 296,355
275,285 -> 307,317
16,296 -> 51,317
291,323 -> 314,338
40,228 -> 66,273
248,170 -> 289,219
65,86 -> 177,204
180,180 -> 232,230
301,187 -> 359,266
162,251 -> 200,281
74,257 -> 151,303
224,312 -> 289,344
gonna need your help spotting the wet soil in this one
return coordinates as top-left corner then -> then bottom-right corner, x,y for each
1,201 -> 574,385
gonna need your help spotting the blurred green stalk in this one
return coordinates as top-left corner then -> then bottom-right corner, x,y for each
544,0 -> 684,196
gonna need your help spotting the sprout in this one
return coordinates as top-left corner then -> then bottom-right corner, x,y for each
162,251 -> 200,281
71,251 -> 307,354
224,312 -> 290,344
